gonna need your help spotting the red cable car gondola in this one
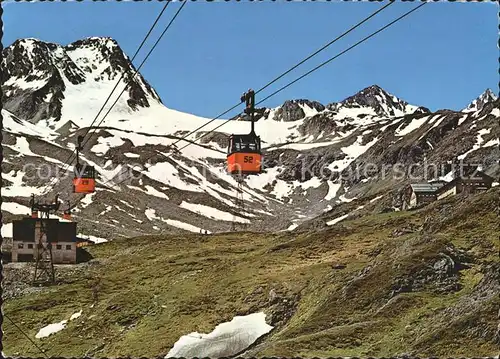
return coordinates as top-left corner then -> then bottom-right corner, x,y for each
227,134 -> 262,174
73,135 -> 96,193
227,89 -> 263,175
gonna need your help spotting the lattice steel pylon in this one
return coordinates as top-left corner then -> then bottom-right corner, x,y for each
231,175 -> 247,232
30,194 -> 59,285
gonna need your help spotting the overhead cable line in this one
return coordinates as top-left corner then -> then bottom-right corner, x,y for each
166,0 -> 395,149
176,1 -> 427,153
99,1 -> 426,190
5,314 -> 49,358
83,1 -> 172,140
42,0 -> 188,197
82,0 -> 189,146
47,0 -> 391,195
40,0 -> 171,197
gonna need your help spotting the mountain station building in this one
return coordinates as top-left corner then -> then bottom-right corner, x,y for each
405,165 -> 495,209
11,217 -> 78,264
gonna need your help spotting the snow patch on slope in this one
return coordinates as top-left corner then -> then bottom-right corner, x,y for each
180,201 -> 249,223
395,116 -> 429,137
327,136 -> 379,172
165,312 -> 273,358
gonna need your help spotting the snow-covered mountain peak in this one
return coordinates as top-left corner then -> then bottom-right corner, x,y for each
462,88 -> 498,113
64,37 -> 129,81
328,84 -> 424,118
2,36 -> 162,126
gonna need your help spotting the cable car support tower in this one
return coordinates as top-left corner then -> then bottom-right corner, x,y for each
30,194 -> 60,285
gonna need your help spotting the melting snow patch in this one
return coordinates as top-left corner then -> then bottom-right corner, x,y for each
327,136 -> 379,173
35,309 -> 82,339
324,181 -> 341,201
70,310 -> 82,321
429,115 -> 446,129
2,202 -> 32,215
245,167 -> 281,191
5,76 -> 48,91
163,219 -> 206,233
271,180 -> 294,200
327,214 -> 349,226
457,114 -> 470,126
144,161 -> 204,193
10,137 -> 37,157
35,320 -> 67,339
144,185 -> 169,199
145,208 -> 157,221
79,234 -> 108,244
458,128 -> 492,160
295,177 -> 323,190
124,152 -> 140,158
395,116 -> 429,137
2,223 -> 13,238
80,192 -> 96,209
165,312 -> 273,358
483,138 -> 499,148
370,195 -> 383,203
179,201 -> 249,223
98,205 -> 112,216
268,140 -> 341,151
91,136 -> 125,155
339,194 -> 356,203
3,170 -> 46,197
119,200 -> 135,209
127,184 -> 170,200
145,207 -> 205,233
439,171 -> 455,182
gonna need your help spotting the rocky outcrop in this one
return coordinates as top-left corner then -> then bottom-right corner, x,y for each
462,88 -> 498,113
329,84 -> 426,117
390,245 -> 471,296
273,99 -> 325,122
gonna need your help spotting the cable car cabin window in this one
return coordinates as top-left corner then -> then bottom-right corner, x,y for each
228,135 -> 261,154
73,163 -> 96,193
75,164 -> 95,178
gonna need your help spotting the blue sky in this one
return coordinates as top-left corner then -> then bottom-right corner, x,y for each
3,1 -> 498,118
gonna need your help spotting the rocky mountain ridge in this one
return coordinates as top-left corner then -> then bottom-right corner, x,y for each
1,36 -> 499,241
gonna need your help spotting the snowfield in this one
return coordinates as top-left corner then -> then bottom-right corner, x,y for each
2,36 -> 498,238
35,310 -> 83,339
180,201 -> 249,223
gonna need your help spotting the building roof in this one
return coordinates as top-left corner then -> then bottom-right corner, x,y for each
410,182 -> 445,193
428,179 -> 448,185
12,218 -> 77,242
470,170 -> 495,181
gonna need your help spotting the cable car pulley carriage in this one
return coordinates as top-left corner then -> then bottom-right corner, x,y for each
73,135 -> 96,193
227,89 -> 263,175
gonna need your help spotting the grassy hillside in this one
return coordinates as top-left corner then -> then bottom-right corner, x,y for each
3,188 -> 499,357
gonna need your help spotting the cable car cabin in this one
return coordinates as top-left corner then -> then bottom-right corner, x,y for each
63,210 -> 72,221
227,134 -> 262,174
73,164 -> 96,193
